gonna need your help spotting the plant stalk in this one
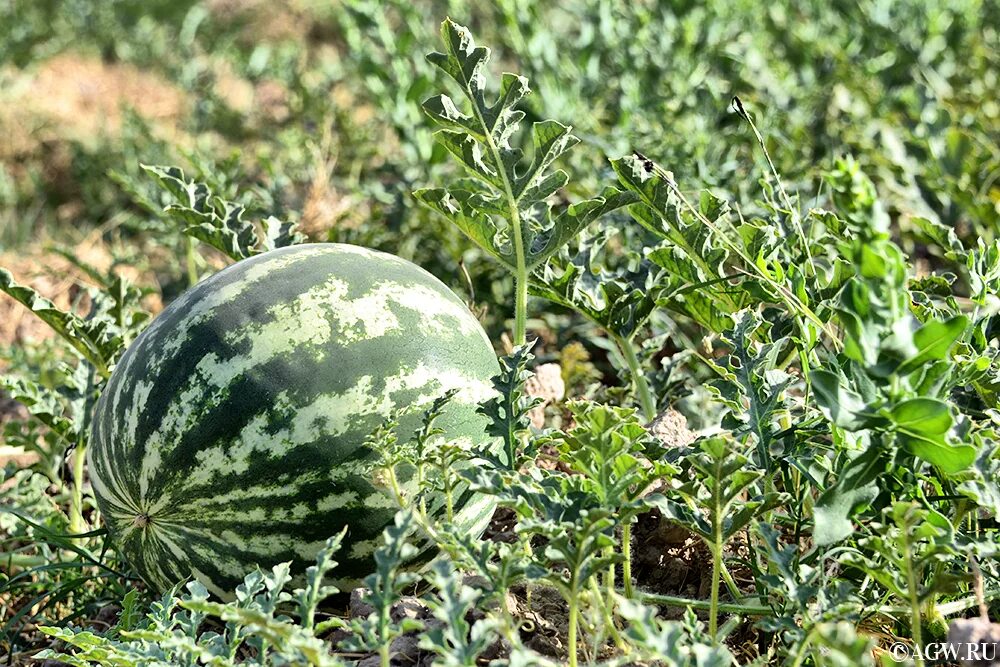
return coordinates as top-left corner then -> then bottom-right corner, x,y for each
622,522 -> 634,599
614,334 -> 656,421
185,237 -> 198,287
631,589 -> 770,615
631,588 -> 1000,620
513,262 -> 528,346
567,592 -> 579,667
69,443 -> 87,534
905,551 -> 926,666
466,77 -> 529,348
709,543 -> 722,640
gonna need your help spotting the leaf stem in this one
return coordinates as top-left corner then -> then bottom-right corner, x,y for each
567,593 -> 579,667
513,259 -> 528,347
69,444 -> 87,535
732,96 -> 815,277
613,333 -> 656,421
630,588 -> 1000,620
643,157 -> 837,347
463,72 -> 530,347
709,545 -> 722,640
630,590 -> 770,616
622,522 -> 635,599
709,453 -> 725,641
900,525 -> 926,667
185,237 -> 198,287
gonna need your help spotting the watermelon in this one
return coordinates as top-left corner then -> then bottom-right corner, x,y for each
88,243 -> 500,596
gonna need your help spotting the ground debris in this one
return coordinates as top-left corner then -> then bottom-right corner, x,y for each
647,408 -> 697,449
526,362 -> 566,429
948,617 -> 1000,666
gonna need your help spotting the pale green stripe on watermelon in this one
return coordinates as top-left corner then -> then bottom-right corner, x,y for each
89,244 -> 500,595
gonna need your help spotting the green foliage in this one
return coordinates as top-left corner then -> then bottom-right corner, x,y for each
617,602 -> 736,666
532,231 -> 662,342
415,19 -> 632,345
649,436 -> 789,637
142,165 -> 304,262
418,560 -> 499,666
704,310 -> 795,467
0,271 -> 125,378
476,342 -> 542,470
340,512 -> 422,666
37,536 -> 348,667
416,19 -> 582,272
2,3 -> 1000,665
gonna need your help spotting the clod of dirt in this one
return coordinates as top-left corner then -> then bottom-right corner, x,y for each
517,585 -> 567,657
390,597 -> 429,622
947,618 -> 1000,666
647,409 -> 696,449
349,588 -> 375,618
354,632 -> 424,667
526,363 -> 566,429
322,627 -> 352,646
389,633 -> 422,664
483,507 -> 519,544
479,635 -> 511,662
0,390 -> 28,423
344,591 -> 434,665
631,507 -> 707,599
87,604 -> 122,632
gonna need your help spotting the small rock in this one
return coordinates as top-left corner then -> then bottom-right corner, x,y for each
525,632 -> 562,657
390,597 -> 429,622
324,627 -> 352,646
526,363 -> 565,428
80,603 -> 122,632
663,557 -> 691,587
648,409 -> 696,449
479,636 -> 511,661
526,363 -> 565,404
389,633 -> 421,662
947,618 -> 1000,666
350,588 -> 374,618
462,574 -> 489,589
649,519 -> 694,547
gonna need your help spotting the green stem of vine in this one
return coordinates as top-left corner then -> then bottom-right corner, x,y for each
185,237 -> 198,288
630,588 -> 1000,620
622,522 -> 635,599
567,591 -> 579,667
465,73 -> 529,348
709,543 -> 722,640
630,589 -> 770,615
513,262 -> 528,347
70,443 -> 87,535
614,334 -> 656,421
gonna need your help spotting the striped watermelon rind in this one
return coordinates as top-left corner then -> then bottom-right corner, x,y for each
89,243 -> 500,597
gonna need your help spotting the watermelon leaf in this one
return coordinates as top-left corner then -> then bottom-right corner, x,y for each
142,164 -> 304,261
476,342 -> 541,471
415,20 -> 631,346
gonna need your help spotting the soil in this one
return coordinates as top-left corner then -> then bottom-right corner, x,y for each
0,53 -> 187,155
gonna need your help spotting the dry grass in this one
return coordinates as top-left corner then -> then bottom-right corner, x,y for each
1,53 -> 187,150
0,240 -> 162,352
205,0 -> 332,44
